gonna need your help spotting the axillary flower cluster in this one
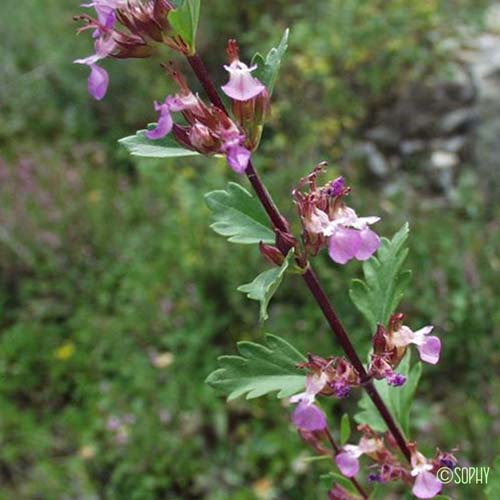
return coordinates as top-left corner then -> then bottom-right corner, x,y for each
74,1 -> 269,173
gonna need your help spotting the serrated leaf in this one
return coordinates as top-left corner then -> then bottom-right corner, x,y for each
205,333 -> 306,401
118,126 -> 199,158
349,223 -> 412,332
168,0 -> 200,55
204,182 -> 275,244
238,250 -> 293,321
251,28 -> 289,96
340,413 -> 351,446
354,352 -> 422,437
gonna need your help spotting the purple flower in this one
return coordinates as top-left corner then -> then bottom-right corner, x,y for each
412,471 -> 442,499
328,226 -> 380,264
392,325 -> 441,365
291,401 -> 327,431
145,94 -> 197,140
332,380 -> 351,398
386,371 -> 406,387
411,449 -> 442,499
87,64 -> 109,100
289,372 -> 328,431
327,176 -> 346,197
335,437 -> 381,477
225,145 -> 251,174
74,22 -> 116,100
222,60 -> 265,101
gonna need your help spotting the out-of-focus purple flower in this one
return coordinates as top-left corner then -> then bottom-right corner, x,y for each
107,416 -> 121,431
336,437 -> 382,477
392,325 -> 441,365
222,60 -> 265,101
386,371 -> 407,387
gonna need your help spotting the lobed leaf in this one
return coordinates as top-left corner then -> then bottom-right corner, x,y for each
205,333 -> 306,401
118,126 -> 199,158
204,182 -> 275,244
349,223 -> 412,332
251,28 -> 290,96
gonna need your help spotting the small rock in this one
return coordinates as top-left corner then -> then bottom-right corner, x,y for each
400,139 -> 427,155
438,107 -> 478,134
431,151 -> 460,169
431,136 -> 467,153
352,142 -> 391,178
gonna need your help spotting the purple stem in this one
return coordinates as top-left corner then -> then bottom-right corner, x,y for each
185,53 -> 411,463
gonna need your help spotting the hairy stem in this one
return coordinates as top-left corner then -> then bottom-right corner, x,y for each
186,52 -> 411,463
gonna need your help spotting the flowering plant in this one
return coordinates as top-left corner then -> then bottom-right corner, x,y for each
73,2 -> 455,497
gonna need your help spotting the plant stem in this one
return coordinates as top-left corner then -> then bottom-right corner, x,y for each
186,53 -> 411,463
324,428 -> 368,499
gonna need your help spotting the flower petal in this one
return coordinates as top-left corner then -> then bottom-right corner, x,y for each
335,451 -> 360,477
88,64 -> 109,101
412,471 -> 442,499
291,402 -> 327,431
328,227 -> 361,264
225,146 -> 251,174
222,62 -> 265,101
145,103 -> 173,140
354,228 -> 380,261
417,336 -> 441,365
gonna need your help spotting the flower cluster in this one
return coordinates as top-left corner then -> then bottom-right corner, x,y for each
368,313 -> 441,386
293,165 -> 381,264
289,354 -> 362,432
74,0 -> 177,100
336,425 -> 457,499
142,61 -> 267,174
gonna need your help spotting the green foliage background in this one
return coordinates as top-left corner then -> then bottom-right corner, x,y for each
0,0 -> 498,498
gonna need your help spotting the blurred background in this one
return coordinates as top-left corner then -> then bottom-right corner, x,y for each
1,1 -> 499,498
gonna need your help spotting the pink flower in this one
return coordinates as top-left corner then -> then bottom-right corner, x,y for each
411,450 -> 442,499
145,93 -> 197,140
289,373 -> 328,432
87,64 -> 109,101
392,325 -> 441,365
222,60 -> 265,101
305,204 -> 380,264
336,437 -> 381,477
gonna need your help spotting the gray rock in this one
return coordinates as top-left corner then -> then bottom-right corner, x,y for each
400,139 -> 427,155
438,107 -> 478,134
365,126 -> 401,148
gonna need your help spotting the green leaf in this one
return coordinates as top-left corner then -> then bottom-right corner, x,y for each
237,250 -> 293,322
349,223 -> 412,332
204,182 -> 275,244
168,0 -> 200,55
340,413 -> 351,445
205,333 -> 306,401
320,472 -> 358,496
354,352 -> 422,437
485,456 -> 500,499
118,126 -> 199,158
251,28 -> 289,96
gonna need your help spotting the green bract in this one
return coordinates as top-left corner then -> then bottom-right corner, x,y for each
238,250 -> 294,322
205,333 -> 306,401
168,0 -> 201,56
205,182 -> 275,244
251,28 -> 290,97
